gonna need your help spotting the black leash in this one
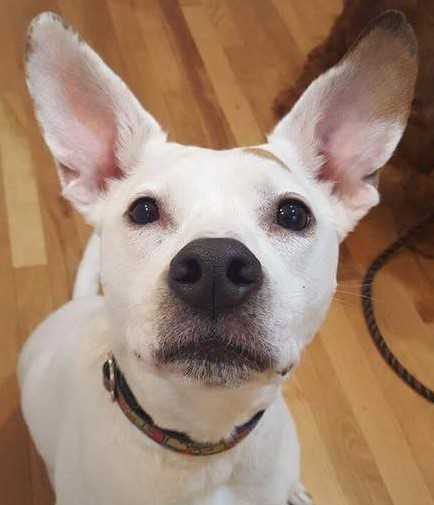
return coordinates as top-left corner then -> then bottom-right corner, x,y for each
361,211 -> 434,404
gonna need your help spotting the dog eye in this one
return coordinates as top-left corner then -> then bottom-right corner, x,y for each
128,197 -> 159,225
276,199 -> 312,231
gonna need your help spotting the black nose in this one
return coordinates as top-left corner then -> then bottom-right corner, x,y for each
169,238 -> 263,316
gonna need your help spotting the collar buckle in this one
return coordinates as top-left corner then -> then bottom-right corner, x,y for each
106,352 -> 116,402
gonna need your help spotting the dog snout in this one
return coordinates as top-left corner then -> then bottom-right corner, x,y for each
169,238 -> 263,315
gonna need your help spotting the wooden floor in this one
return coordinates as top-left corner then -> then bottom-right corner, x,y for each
1,1 -> 433,504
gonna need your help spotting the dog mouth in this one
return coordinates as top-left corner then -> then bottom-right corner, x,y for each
155,332 -> 272,369
154,302 -> 275,386
154,334 -> 274,386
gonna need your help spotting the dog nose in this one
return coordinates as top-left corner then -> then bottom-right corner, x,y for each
169,238 -> 263,315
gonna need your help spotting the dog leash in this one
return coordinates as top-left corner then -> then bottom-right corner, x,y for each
361,211 -> 434,404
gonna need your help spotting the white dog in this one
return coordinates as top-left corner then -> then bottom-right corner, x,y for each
18,10 -> 417,505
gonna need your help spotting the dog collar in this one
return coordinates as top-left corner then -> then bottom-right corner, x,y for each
103,353 -> 265,456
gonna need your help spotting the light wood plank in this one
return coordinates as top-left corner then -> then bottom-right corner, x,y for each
284,378 -> 348,505
0,99 -> 47,268
182,3 -> 264,146
322,303 -> 433,505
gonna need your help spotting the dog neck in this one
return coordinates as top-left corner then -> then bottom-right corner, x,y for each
103,353 -> 267,454
112,347 -> 281,444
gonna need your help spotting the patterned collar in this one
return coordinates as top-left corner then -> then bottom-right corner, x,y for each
103,353 -> 265,456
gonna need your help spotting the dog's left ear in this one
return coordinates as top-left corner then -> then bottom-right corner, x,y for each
269,11 -> 418,238
25,12 -> 166,219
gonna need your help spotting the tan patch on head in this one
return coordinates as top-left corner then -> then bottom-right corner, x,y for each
244,148 -> 290,171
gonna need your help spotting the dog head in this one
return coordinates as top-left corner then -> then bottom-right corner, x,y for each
26,12 -> 417,387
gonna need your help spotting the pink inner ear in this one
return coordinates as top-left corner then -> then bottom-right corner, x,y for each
318,122 -> 387,197
56,63 -> 122,191
314,82 -> 387,197
317,121 -> 364,192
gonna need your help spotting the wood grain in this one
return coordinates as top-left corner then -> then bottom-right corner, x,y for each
0,98 -> 47,268
0,1 -> 432,504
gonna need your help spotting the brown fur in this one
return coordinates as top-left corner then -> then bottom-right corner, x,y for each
244,148 -> 290,171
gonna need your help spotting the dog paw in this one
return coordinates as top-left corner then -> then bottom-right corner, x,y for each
287,482 -> 314,505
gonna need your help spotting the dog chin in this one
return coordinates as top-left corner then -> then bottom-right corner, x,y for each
154,301 -> 275,387
158,357 -> 258,387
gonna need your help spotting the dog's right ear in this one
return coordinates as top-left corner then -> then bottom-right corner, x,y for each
26,12 -> 166,220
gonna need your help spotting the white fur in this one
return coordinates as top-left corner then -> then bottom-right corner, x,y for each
19,11 -> 416,505
72,232 -> 100,299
